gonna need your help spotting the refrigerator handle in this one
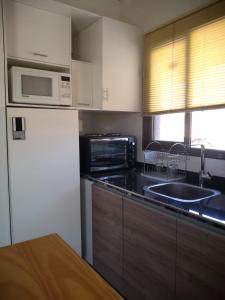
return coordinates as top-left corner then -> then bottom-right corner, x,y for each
12,117 -> 26,140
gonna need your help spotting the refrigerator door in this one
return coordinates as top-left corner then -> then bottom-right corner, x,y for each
7,107 -> 81,254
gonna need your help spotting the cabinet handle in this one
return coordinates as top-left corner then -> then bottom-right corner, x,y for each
77,103 -> 90,106
103,88 -> 109,101
32,52 -> 48,58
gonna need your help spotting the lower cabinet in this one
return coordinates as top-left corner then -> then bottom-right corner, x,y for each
92,184 -> 123,294
92,184 -> 176,299
176,218 -> 225,300
92,184 -> 225,300
123,197 -> 176,300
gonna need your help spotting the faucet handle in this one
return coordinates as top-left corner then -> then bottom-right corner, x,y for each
207,171 -> 212,179
203,171 -> 212,180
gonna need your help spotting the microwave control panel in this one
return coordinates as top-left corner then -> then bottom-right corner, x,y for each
60,75 -> 71,104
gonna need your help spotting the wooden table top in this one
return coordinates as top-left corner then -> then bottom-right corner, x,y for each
0,234 -> 123,300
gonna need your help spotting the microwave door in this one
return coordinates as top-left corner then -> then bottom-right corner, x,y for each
12,68 -> 60,105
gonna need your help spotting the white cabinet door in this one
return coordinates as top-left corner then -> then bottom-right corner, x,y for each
7,108 -> 81,253
102,18 -> 142,112
78,17 -> 142,112
78,19 -> 103,109
5,1 -> 71,67
72,60 -> 93,108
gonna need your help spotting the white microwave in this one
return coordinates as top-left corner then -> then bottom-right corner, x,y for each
9,66 -> 72,106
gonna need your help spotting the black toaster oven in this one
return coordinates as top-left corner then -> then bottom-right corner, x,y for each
79,134 -> 136,173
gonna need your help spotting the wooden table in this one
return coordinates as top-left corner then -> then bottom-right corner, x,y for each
0,234 -> 123,300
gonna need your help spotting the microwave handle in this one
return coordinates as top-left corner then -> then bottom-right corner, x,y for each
32,52 -> 48,58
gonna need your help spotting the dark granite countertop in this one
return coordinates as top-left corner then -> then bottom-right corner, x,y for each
83,167 -> 225,230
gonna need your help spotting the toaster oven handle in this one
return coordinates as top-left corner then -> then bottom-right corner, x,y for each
90,137 -> 129,142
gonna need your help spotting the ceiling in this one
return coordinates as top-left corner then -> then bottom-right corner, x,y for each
12,0 -> 218,33
56,0 -> 218,32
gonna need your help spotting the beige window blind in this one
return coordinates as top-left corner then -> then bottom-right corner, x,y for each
143,0 -> 225,115
188,18 -> 225,109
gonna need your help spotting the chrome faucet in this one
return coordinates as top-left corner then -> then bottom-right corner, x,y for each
169,143 -> 212,187
191,144 -> 212,187
168,142 -> 187,153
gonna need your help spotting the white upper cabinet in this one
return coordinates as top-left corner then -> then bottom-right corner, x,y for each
78,17 -> 142,112
5,1 -> 71,67
102,18 -> 142,112
72,60 -> 93,108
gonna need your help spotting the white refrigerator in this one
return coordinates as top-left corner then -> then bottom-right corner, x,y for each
7,107 -> 81,254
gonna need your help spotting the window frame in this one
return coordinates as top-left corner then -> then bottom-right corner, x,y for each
143,112 -> 225,160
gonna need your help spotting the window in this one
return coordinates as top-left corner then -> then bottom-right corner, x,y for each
143,1 -> 225,158
144,108 -> 225,158
153,113 -> 185,143
191,109 -> 225,151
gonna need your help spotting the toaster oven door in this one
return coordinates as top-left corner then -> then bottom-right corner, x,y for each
90,138 -> 129,172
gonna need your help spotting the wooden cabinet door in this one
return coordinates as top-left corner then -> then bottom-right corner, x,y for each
92,185 -> 123,293
123,197 -> 176,300
5,1 -> 71,66
176,218 -> 225,300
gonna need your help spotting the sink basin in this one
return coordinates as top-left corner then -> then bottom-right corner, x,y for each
143,182 -> 220,202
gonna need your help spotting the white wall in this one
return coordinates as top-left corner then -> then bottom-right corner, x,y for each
56,0 -> 121,19
120,0 -> 217,32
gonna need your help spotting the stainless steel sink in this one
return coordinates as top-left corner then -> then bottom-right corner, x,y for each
143,182 -> 220,202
